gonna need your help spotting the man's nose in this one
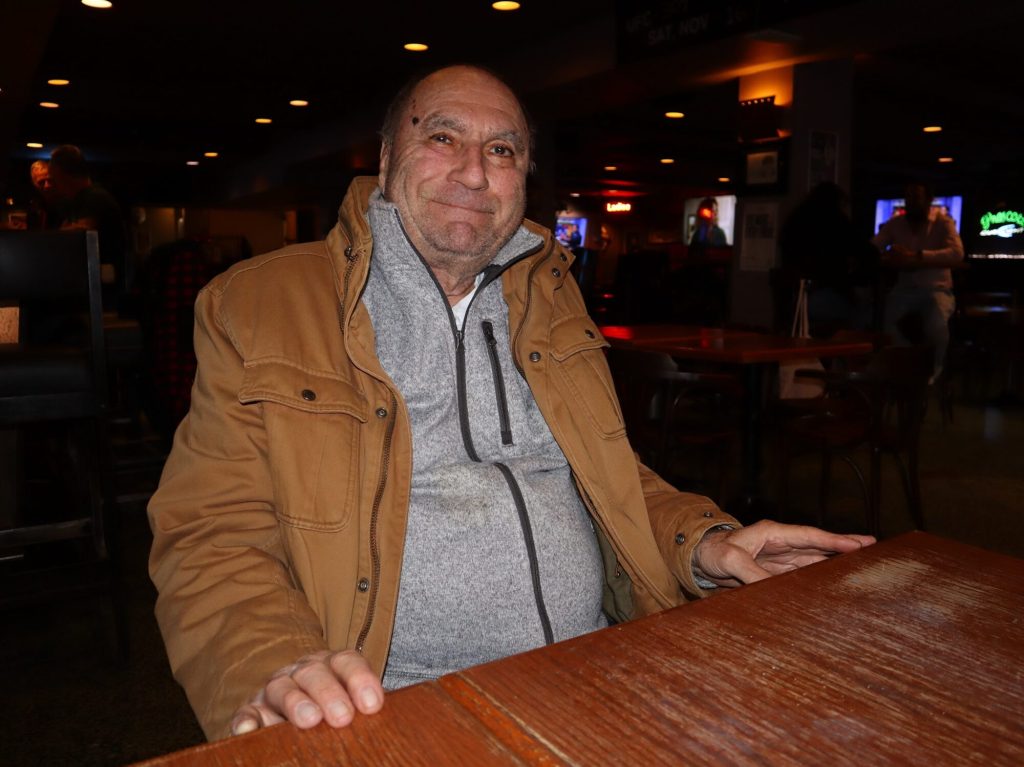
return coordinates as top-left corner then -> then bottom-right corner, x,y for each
448,145 -> 488,190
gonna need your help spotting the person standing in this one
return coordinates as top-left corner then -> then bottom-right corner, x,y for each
872,183 -> 964,379
48,144 -> 128,309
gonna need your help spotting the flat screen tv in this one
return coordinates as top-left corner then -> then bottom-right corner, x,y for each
683,195 -> 736,247
555,216 -> 587,249
873,195 -> 963,235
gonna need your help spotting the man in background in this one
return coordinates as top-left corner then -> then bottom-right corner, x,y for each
872,183 -> 964,379
48,144 -> 128,308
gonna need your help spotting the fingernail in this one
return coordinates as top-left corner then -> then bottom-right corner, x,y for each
327,701 -> 351,722
360,688 -> 380,710
296,701 -> 319,726
233,718 -> 257,735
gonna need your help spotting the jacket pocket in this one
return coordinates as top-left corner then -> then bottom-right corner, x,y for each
239,360 -> 368,531
548,316 -> 626,439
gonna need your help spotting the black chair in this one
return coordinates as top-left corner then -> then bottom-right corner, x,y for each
777,345 -> 932,538
607,347 -> 741,504
0,230 -> 126,657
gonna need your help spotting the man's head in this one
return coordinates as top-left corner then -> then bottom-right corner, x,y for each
697,197 -> 719,224
48,144 -> 91,201
378,65 -> 532,282
30,161 -> 54,200
903,183 -> 933,224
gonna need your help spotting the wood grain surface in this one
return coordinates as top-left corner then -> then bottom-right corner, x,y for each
133,533 -> 1024,767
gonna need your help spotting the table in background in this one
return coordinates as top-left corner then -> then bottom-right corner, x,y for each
135,532 -> 1024,767
600,324 -> 872,514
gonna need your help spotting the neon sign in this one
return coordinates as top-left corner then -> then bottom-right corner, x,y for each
979,210 -> 1024,239
606,202 -> 632,213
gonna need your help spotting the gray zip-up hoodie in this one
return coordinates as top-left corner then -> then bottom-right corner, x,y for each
362,192 -> 607,689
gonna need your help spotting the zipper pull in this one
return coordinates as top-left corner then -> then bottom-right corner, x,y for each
482,320 -> 497,346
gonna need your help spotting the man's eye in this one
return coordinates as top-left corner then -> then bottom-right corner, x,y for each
431,134 -> 452,144
491,145 -> 514,157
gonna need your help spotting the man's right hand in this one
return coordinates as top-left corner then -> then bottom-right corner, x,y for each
230,650 -> 384,736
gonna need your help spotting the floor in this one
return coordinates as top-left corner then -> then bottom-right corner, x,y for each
1,386 -> 1022,766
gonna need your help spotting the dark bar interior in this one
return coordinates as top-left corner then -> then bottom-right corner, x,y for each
2,1 -> 1022,764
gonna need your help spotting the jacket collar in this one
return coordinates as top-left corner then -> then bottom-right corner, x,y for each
326,176 -> 574,320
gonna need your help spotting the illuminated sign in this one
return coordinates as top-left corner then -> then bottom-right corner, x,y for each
606,202 -> 632,213
979,210 -> 1024,239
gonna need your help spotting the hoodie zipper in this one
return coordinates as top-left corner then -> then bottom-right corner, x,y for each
481,320 -> 514,446
395,213 -> 553,644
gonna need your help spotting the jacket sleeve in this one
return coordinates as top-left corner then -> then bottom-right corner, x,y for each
147,282 -> 329,741
636,460 -> 741,599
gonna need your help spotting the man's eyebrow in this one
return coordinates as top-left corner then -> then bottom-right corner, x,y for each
420,113 -> 526,153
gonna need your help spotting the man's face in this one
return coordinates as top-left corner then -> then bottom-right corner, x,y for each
48,165 -> 76,201
904,185 -> 932,222
379,67 -> 530,274
31,165 -> 53,198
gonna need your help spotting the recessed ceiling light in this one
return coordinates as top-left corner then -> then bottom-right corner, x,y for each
26,142 -> 44,149
938,157 -> 954,163
81,0 -> 113,8
569,192 -> 580,197
47,79 -> 70,86
604,165 -> 617,171
186,160 -> 199,166
204,152 -> 219,158
289,99 -> 309,107
923,126 -> 943,133
660,158 -> 675,164
255,117 -> 272,124
39,101 -> 59,108
492,1 -> 521,9
718,177 -> 731,183
664,111 -> 685,119
404,43 -> 429,52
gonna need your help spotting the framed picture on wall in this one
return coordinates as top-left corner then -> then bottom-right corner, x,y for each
739,139 -> 789,196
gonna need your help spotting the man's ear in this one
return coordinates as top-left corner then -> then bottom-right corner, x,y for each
378,141 -> 390,195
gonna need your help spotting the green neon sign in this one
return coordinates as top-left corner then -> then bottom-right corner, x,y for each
980,210 -> 1024,230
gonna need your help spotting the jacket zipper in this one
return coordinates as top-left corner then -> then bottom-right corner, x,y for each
337,240 -> 392,654
355,391 -> 397,653
481,320 -> 514,446
394,212 -> 552,645
495,461 -> 554,644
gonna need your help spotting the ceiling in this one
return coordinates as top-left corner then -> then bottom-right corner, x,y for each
3,0 -> 1023,220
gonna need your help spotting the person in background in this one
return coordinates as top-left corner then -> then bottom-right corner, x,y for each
48,144 -> 128,310
689,197 -> 728,250
779,182 -> 878,337
28,160 -> 60,230
872,182 -> 964,379
148,64 -> 874,742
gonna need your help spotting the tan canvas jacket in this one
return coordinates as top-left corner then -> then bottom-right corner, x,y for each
148,177 -> 739,740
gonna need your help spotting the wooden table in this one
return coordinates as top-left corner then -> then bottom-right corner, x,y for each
135,532 -> 1024,766
600,325 -> 873,514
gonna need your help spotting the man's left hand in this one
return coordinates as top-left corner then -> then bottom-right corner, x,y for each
693,520 -> 875,589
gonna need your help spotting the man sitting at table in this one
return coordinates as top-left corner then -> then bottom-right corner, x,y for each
148,64 -> 874,741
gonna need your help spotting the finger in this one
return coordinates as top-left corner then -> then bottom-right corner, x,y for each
753,522 -> 876,554
329,650 -> 385,715
264,673 -> 325,729
231,702 -> 285,736
291,657 -> 358,727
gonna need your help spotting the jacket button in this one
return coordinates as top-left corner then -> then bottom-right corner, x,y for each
301,389 -> 316,401
559,253 -> 567,262
675,533 -> 685,545
551,267 -> 561,278
357,578 -> 370,592
375,407 -> 387,419
703,511 -> 713,518
584,329 -> 595,339
529,351 -> 541,362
